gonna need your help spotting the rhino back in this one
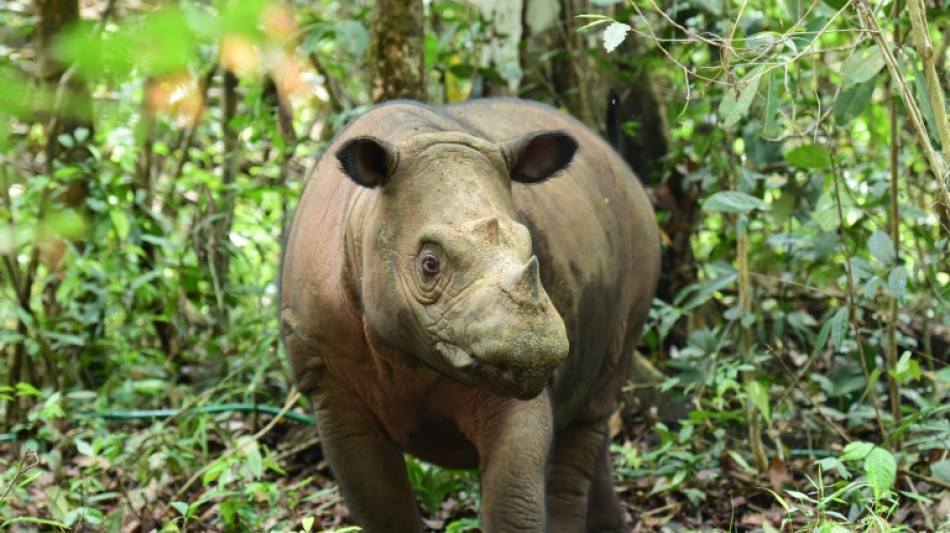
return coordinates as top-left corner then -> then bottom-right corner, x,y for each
445,99 -> 660,425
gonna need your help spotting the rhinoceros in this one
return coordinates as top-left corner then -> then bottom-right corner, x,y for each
280,98 -> 660,532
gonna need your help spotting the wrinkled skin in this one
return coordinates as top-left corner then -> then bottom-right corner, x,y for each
281,99 -> 660,532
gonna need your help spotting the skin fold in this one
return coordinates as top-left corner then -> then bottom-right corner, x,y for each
280,99 -> 660,532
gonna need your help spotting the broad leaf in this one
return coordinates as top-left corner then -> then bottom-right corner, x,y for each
170,501 -> 190,517
45,486 -> 69,522
720,68 -> 762,128
887,265 -> 907,302
831,307 -> 849,351
814,317 -> 833,357
840,47 -> 886,88
703,191 -> 769,214
865,447 -> 897,498
747,380 -> 771,424
786,144 -> 832,168
336,20 -> 369,57
868,230 -> 896,265
840,440 -> 874,461
835,78 -> 876,125
932,459 -> 950,484
908,53 -> 940,147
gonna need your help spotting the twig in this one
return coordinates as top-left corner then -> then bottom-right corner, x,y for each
901,467 -> 950,492
0,449 -> 40,504
768,345 -> 852,443
272,434 -> 321,463
308,53 -> 344,114
167,65 -> 218,182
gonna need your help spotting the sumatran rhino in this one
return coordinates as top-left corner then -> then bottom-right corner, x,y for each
280,99 -> 660,532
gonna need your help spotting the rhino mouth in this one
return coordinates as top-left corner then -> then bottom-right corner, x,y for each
434,341 -> 553,400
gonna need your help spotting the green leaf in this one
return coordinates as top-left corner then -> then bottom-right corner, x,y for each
75,438 -> 95,456
702,191 -> 769,214
887,265 -> 907,302
813,188 -> 844,231
301,516 -> 315,532
840,441 -> 874,461
39,210 -> 87,240
336,20 -> 369,57
110,210 -> 131,242
889,350 -> 920,384
932,459 -> 950,483
831,307 -> 849,351
170,501 -> 190,517
763,70 -> 781,138
862,275 -> 882,300
865,447 -> 897,498
139,7 -> 197,75
814,317 -> 833,357
603,22 -> 631,53
909,54 -> 940,147
787,0 -> 806,21
868,230 -> 896,265
201,458 -> 229,486
747,380 -> 771,424
835,78 -> 876,125
15,382 -> 42,397
840,46 -> 886,88
785,144 -> 832,168
720,68 -> 762,128
0,517 -> 67,529
45,486 -> 69,522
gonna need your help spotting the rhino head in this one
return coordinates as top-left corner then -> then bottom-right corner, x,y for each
336,129 -> 577,400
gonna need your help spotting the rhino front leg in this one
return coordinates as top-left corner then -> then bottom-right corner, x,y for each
585,433 -> 626,532
547,419 -> 623,532
310,383 -> 422,533
476,391 -> 554,533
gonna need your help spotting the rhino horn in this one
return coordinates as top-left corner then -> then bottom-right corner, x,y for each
470,216 -> 504,246
502,255 -> 542,307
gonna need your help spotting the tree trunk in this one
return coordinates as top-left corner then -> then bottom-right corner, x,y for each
36,0 -> 94,172
370,0 -> 425,103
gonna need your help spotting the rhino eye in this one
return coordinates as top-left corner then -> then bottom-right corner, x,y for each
421,254 -> 441,276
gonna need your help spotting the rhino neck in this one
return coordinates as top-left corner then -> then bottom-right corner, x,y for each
341,187 -> 372,316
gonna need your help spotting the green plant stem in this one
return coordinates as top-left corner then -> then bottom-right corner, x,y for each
738,225 -> 767,472
886,80 -> 904,446
831,159 -> 888,441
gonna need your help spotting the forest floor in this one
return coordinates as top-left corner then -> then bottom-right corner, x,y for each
4,403 -> 948,533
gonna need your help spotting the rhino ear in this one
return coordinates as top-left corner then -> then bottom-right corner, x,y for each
502,131 -> 579,183
336,136 -> 399,188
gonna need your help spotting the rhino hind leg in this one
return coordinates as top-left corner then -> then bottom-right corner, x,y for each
547,419 -> 624,532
